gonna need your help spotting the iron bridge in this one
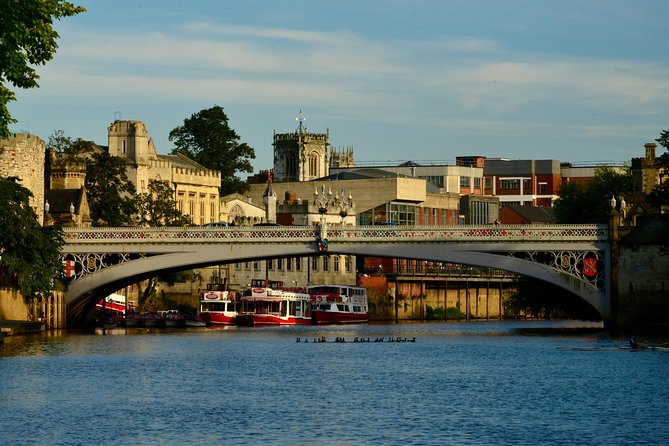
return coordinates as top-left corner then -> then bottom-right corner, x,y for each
61,224 -> 610,326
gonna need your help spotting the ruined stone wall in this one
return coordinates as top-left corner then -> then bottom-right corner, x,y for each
0,133 -> 46,224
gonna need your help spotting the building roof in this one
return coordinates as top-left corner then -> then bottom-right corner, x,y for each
619,213 -> 669,245
45,189 -> 84,213
158,153 -> 210,171
501,204 -> 555,223
318,168 -> 408,181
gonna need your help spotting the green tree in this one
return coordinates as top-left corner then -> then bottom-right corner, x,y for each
0,1 -> 85,137
46,130 -> 138,226
504,277 -> 600,320
553,166 -> 632,223
169,105 -> 255,196
85,151 -> 137,226
136,179 -> 192,226
649,129 -> 669,208
0,177 -> 64,300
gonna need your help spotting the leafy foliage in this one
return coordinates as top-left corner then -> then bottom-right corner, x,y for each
135,179 -> 192,226
47,130 -> 138,226
0,177 -> 64,300
649,129 -> 669,208
85,151 -> 137,226
0,1 -> 85,137
504,277 -> 600,320
169,105 -> 255,195
553,166 -> 632,223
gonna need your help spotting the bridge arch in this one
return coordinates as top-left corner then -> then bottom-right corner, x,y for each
62,225 -> 610,326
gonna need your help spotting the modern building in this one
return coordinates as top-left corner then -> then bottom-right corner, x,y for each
483,159 -> 562,207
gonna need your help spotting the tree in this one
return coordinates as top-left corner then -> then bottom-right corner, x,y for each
0,177 -> 64,301
553,166 -> 632,224
0,1 -> 85,137
169,105 -> 255,195
504,277 -> 600,320
46,130 -> 138,226
649,129 -> 669,208
85,151 -> 137,226
135,179 -> 192,226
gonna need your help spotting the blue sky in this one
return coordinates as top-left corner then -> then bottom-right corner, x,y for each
9,0 -> 669,173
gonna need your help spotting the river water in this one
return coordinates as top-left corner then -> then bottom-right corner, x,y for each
1,321 -> 668,446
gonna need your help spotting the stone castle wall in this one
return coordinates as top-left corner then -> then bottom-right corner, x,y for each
0,133 -> 46,225
617,244 -> 669,327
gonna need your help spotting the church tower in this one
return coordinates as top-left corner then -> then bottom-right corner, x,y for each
273,111 -> 329,182
107,120 -> 155,165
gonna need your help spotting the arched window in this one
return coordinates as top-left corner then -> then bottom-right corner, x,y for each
308,152 -> 319,177
286,152 -> 297,179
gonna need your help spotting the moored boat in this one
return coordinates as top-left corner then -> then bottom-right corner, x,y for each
123,311 -> 143,327
236,280 -> 311,326
141,312 -> 163,328
96,293 -> 126,328
162,310 -> 185,328
308,285 -> 369,324
184,313 -> 207,327
199,290 -> 239,325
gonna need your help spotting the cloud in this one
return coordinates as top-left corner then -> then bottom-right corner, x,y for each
28,22 -> 669,143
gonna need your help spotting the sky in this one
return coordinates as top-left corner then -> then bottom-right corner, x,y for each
9,0 -> 669,174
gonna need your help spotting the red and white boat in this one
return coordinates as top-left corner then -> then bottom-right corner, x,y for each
308,285 -> 369,324
96,293 -> 126,327
236,280 -> 311,326
199,290 -> 239,325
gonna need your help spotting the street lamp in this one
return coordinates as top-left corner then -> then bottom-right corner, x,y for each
335,189 -> 353,225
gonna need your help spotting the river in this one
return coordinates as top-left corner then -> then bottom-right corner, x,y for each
1,321 -> 668,445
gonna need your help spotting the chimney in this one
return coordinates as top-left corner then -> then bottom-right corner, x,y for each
644,143 -> 657,161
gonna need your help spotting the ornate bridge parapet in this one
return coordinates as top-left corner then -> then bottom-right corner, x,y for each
61,224 -> 610,326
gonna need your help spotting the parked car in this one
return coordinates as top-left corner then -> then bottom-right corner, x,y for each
204,222 -> 233,227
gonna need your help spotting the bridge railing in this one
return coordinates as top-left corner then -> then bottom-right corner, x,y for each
62,224 -> 608,245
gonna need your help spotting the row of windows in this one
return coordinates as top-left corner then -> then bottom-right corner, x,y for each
236,255 -> 353,273
458,177 -> 482,188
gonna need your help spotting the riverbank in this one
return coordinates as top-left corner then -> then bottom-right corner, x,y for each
0,320 -> 45,336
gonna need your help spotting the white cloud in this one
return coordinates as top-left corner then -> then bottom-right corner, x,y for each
27,22 -> 669,150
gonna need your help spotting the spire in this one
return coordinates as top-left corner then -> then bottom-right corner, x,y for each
296,110 -> 306,134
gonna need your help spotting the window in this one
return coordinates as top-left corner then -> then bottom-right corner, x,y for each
277,258 -> 283,271
500,179 -> 520,190
253,261 -> 260,271
312,257 -> 318,271
295,257 -> 301,271
323,256 -> 329,272
485,177 -> 492,189
285,152 -> 297,179
286,258 -> 292,271
345,256 -> 352,272
460,176 -> 470,188
523,179 -> 531,190
474,177 -> 481,188
432,209 -> 438,226
334,255 -> 340,272
539,182 -> 547,194
420,175 -> 444,188
308,152 -> 319,177
267,259 -> 274,270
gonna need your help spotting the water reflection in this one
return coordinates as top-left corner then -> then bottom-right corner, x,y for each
1,320 -> 668,446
